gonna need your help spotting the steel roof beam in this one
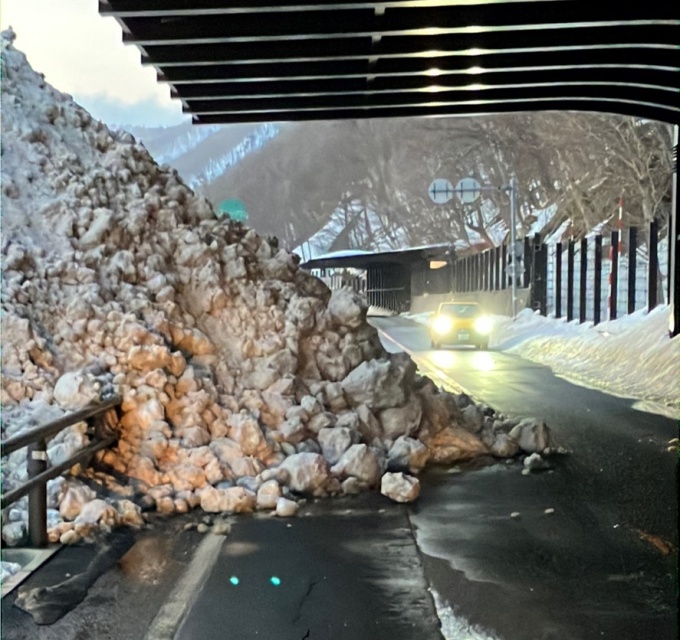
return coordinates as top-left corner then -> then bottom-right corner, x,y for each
139,26 -> 679,66
120,5 -> 678,45
183,84 -> 679,113
101,0 -> 564,19
170,68 -> 679,99
192,98 -> 676,124
157,48 -> 679,83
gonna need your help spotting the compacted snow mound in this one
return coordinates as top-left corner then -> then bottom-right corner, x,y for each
0,32 -> 548,546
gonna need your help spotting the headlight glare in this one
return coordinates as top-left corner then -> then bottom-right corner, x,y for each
474,315 -> 493,334
432,315 -> 453,335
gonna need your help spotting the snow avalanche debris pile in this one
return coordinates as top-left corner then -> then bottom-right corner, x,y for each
0,32 -> 553,546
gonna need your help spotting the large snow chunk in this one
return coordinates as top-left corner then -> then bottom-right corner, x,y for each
387,436 -> 429,474
275,497 -> 299,517
380,472 -> 420,503
341,354 -> 414,411
256,479 -> 281,510
199,486 -> 255,513
53,371 -> 99,410
427,425 -> 488,464
508,418 -> 553,454
74,499 -> 119,527
330,444 -> 382,486
279,452 -> 330,495
327,288 -> 366,329
318,427 -> 356,465
228,413 -> 269,457
59,481 -> 97,520
378,394 -> 423,440
489,433 -> 520,458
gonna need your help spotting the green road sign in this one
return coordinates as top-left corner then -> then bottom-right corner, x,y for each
218,198 -> 248,222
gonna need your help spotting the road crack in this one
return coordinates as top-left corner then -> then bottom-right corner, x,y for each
291,579 -> 320,626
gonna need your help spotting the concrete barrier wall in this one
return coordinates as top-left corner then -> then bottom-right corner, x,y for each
410,288 -> 532,316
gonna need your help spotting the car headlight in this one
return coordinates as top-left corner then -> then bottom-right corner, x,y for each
474,315 -> 493,334
432,315 -> 453,335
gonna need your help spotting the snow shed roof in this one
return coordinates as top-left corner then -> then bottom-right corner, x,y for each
300,243 -> 453,270
101,1 -> 679,125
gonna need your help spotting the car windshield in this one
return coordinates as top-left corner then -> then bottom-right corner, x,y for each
440,304 -> 479,318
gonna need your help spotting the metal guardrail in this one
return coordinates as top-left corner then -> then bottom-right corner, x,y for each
1,395 -> 121,547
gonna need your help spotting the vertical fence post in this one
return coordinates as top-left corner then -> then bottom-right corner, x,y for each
523,236 -> 532,288
555,242 -> 562,318
463,256 -> 470,291
539,243 -> 549,316
27,440 -> 48,547
480,251 -> 489,291
470,253 -> 478,291
627,227 -> 637,314
477,251 -> 486,291
486,250 -> 492,290
494,247 -> 500,290
647,219 -> 658,310
475,253 -> 484,291
579,238 -> 588,323
567,240 -> 575,321
501,244 -> 507,290
467,256 -> 471,292
609,231 -> 619,320
594,235 -> 602,325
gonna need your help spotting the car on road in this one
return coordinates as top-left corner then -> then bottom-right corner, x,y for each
430,301 -> 492,350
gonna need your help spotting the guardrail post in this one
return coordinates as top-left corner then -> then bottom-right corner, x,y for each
594,235 -> 602,325
579,238 -> 588,323
567,240 -> 575,321
647,219 -> 658,310
627,227 -> 637,314
27,440 -> 48,547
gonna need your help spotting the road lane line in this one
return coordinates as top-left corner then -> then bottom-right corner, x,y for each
146,533 -> 225,640
375,326 -> 481,401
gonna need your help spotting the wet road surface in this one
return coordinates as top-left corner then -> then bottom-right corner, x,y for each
372,315 -> 678,639
177,496 -> 442,640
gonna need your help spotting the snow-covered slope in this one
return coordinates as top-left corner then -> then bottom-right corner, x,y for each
123,121 -> 281,191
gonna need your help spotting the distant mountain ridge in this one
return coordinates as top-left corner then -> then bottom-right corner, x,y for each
123,120 -> 281,191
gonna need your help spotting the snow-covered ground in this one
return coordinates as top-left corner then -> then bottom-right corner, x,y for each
406,306 -> 679,415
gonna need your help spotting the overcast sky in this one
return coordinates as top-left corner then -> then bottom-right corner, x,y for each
1,0 -> 190,128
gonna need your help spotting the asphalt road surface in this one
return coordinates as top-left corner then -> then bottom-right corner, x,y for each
176,496 -> 442,640
372,315 -> 678,639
